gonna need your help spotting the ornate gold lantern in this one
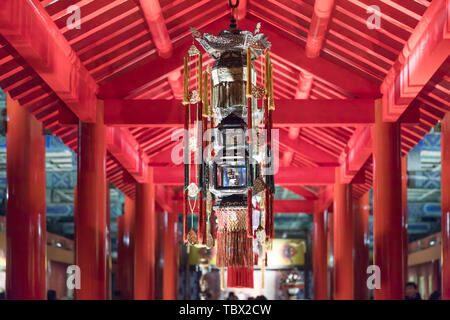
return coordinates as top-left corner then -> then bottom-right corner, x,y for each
182,0 -> 275,289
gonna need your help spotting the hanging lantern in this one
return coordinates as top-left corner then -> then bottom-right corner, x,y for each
182,0 -> 275,289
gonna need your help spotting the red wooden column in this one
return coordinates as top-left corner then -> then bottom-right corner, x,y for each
163,211 -> 179,300
372,99 -> 404,300
401,156 -> 409,282
6,94 -> 46,300
134,167 -> 156,300
353,192 -> 370,300
333,168 -> 354,300
75,100 -> 107,300
313,210 -> 328,300
123,196 -> 135,299
442,112 -> 450,300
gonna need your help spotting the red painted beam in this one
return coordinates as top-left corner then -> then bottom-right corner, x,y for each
274,199 -> 315,213
97,16 -> 231,99
102,99 -> 383,127
276,167 -> 336,186
381,0 -> 450,121
305,0 -> 335,58
106,127 -> 149,183
237,0 -> 247,20
339,98 -> 420,185
278,129 -> 339,166
282,186 -> 318,200
316,185 -> 334,213
139,0 -> 172,58
155,185 -> 176,214
153,166 -> 337,186
98,16 -> 380,99
0,0 -> 97,122
287,71 -> 314,165
340,127 -> 372,184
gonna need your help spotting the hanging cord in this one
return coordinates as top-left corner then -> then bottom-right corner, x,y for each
228,0 -> 239,28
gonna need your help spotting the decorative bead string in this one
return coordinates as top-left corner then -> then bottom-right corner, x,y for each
186,53 -> 199,230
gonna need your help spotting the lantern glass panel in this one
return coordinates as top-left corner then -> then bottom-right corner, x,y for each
216,165 -> 247,189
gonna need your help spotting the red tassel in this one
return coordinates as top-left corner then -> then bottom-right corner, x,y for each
227,267 -> 254,288
270,191 -> 274,239
247,188 -> 253,238
228,267 -> 234,288
211,209 -> 216,239
183,190 -> 188,243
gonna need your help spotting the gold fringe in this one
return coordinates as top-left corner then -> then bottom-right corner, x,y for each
198,54 -> 203,98
246,48 -> 252,98
264,50 -> 270,97
203,71 -> 209,117
220,268 -> 225,290
182,54 -> 189,105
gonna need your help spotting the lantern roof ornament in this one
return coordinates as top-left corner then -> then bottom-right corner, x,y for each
196,30 -> 271,60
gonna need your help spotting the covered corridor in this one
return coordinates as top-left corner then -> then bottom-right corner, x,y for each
0,0 -> 448,300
